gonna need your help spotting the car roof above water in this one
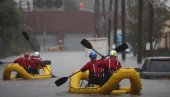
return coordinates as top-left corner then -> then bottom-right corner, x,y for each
145,57 -> 170,60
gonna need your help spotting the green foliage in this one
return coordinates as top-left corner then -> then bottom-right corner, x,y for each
0,0 -> 22,27
0,0 -> 35,57
0,0 -> 22,40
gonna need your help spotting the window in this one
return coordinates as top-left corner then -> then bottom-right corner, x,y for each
149,60 -> 170,72
142,59 -> 149,71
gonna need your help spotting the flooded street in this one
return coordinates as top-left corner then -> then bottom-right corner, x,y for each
1,0 -> 170,96
0,51 -> 170,97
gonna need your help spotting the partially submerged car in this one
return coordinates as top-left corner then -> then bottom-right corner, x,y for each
136,57 -> 170,79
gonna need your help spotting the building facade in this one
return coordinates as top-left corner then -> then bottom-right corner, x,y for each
24,11 -> 94,51
160,20 -> 170,49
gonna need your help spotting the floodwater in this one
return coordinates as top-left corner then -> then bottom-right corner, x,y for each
0,51 -> 170,97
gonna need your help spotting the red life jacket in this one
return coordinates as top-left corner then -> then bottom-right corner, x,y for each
14,57 -> 31,69
98,58 -> 121,74
81,60 -> 103,78
30,56 -> 42,69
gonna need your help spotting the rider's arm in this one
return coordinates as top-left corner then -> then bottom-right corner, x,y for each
80,62 -> 90,72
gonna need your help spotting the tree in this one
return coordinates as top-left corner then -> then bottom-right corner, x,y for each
0,0 -> 22,28
0,0 -> 35,57
127,0 -> 170,57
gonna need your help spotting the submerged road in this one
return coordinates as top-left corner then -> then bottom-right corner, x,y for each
0,51 -> 170,97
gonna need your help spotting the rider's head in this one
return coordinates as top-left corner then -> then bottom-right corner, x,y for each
34,52 -> 40,57
24,52 -> 30,58
89,52 -> 97,60
110,50 -> 117,58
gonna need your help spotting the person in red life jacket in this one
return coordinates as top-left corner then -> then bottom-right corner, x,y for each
14,52 -> 31,72
80,52 -> 104,87
29,52 -> 43,74
14,52 -> 33,77
98,50 -> 122,86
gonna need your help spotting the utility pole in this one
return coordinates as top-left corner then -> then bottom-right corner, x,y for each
102,0 -> 107,37
121,0 -> 126,60
19,0 -> 22,10
108,0 -> 113,51
137,0 -> 143,64
165,33 -> 168,49
148,0 -> 154,57
94,0 -> 100,37
113,0 -> 118,47
169,33 -> 170,48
